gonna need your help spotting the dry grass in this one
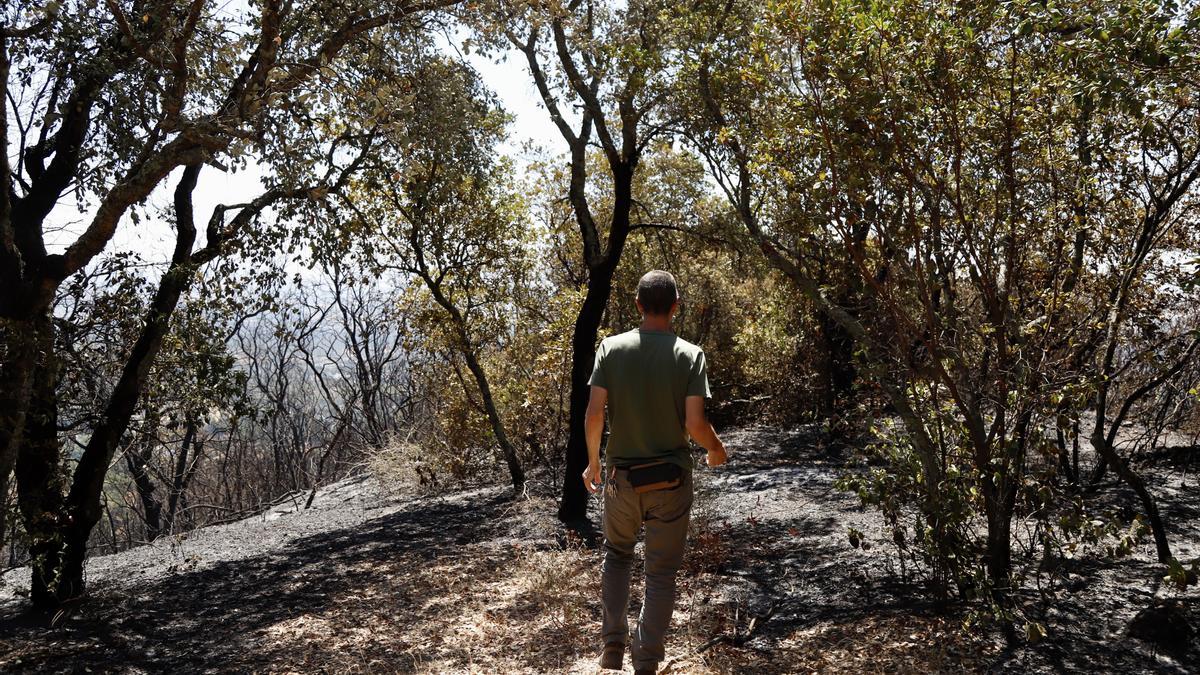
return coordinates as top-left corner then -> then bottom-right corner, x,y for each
245,495 -> 736,674
240,482 -> 996,674
367,432 -> 444,496
774,613 -> 997,674
247,501 -> 990,674
4,425 -> 1190,673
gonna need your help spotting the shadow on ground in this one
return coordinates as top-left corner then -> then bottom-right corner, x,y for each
0,427 -> 1196,673
679,427 -> 1199,674
0,490 -> 531,672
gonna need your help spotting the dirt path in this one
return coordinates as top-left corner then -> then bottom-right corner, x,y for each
0,426 -> 1196,673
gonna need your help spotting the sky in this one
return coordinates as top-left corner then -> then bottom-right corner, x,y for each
467,42 -> 569,160
32,23 -> 567,268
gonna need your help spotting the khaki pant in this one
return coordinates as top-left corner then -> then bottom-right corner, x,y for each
601,466 -> 694,671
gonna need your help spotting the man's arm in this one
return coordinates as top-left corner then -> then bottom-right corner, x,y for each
685,395 -> 728,466
582,385 -> 608,492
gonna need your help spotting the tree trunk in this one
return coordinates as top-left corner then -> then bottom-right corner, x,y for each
18,164 -> 203,609
415,262 -> 527,493
1055,415 -> 1077,484
125,441 -> 164,541
1089,401 -> 1111,483
166,420 -> 199,530
816,307 -> 856,425
559,270 -> 615,522
459,348 -> 525,492
0,319 -> 37,551
14,314 -> 72,609
983,489 -> 1016,644
1091,433 -> 1172,562
984,502 -> 1012,598
558,162 -> 632,523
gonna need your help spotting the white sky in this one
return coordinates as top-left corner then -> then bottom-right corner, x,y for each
469,45 -> 568,161
33,29 -> 566,268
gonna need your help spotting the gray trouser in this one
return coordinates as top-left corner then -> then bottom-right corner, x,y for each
601,466 -> 694,671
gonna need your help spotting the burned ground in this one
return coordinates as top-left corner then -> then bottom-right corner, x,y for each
0,426 -> 1196,673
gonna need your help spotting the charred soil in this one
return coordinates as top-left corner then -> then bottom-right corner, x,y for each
0,425 -> 1197,673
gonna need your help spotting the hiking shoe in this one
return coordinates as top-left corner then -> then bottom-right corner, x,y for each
634,668 -> 657,675
599,641 -> 625,670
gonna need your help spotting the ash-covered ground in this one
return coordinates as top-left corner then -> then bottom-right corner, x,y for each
1,425 -> 1196,673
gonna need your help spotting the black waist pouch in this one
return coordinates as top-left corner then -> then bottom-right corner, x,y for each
627,461 -> 683,494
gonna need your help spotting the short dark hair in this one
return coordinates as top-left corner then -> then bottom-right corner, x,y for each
637,270 -> 678,316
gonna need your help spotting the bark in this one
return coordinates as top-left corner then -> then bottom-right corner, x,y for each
984,501 -> 1012,598
125,440 -> 164,541
1054,415 -> 1078,484
408,230 -> 527,492
559,263 -> 618,521
14,314 -> 70,607
984,491 -> 1015,648
744,221 -> 945,497
1090,431 -> 1173,562
0,35 -> 35,551
1082,154 -> 1200,558
166,420 -> 200,529
34,165 -> 337,606
509,18 -> 648,521
20,164 -> 201,608
559,167 -> 633,522
694,59 -> 979,603
816,306 -> 856,422
460,348 -> 525,492
0,0 -> 423,610
0,322 -> 37,551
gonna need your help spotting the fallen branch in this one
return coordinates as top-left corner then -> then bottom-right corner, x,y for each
696,599 -> 780,653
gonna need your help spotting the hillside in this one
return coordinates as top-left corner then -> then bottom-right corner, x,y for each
1,426 -> 1197,673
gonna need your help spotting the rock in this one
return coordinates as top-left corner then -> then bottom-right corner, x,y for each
1128,599 -> 1193,653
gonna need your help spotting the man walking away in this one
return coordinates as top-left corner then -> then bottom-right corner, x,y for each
582,270 -> 729,675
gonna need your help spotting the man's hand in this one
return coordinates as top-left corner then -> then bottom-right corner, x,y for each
686,395 -> 730,468
706,444 -> 728,467
582,462 -> 603,494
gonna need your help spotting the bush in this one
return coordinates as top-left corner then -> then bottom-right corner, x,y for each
367,432 -> 445,495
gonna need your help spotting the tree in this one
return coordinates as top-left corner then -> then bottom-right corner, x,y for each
53,261 -> 254,543
681,0 -> 1200,623
672,0 -> 863,427
478,0 -> 681,520
342,55 -> 530,491
0,0 -> 455,610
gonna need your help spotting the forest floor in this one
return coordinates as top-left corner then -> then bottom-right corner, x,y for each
0,425 -> 1198,673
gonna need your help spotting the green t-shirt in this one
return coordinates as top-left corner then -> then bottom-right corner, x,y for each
587,329 -> 711,470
